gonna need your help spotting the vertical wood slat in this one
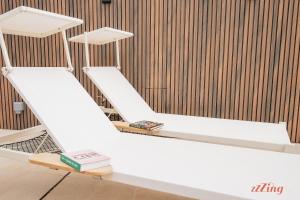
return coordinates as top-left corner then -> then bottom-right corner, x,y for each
0,0 -> 300,143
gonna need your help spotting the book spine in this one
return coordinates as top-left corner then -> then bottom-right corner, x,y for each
60,154 -> 81,172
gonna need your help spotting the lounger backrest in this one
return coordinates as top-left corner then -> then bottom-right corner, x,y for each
84,67 -> 155,122
6,67 -> 119,152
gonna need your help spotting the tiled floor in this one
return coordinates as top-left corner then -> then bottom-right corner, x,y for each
0,156 -> 193,200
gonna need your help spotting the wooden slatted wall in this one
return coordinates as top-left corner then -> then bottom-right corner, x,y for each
0,0 -> 300,143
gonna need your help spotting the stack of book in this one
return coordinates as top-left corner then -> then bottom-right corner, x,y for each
60,150 -> 110,172
129,120 -> 164,131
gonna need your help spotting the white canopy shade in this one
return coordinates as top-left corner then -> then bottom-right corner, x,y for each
0,6 -> 83,37
69,27 -> 133,45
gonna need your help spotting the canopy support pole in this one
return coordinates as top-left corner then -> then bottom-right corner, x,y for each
115,40 -> 121,70
0,30 -> 13,76
61,30 -> 73,72
83,32 -> 90,70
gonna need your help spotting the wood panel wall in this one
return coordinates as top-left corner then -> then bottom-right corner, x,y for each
0,0 -> 300,143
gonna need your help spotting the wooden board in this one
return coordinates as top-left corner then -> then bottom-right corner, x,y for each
113,121 -> 159,136
29,153 -> 112,177
100,106 -> 118,115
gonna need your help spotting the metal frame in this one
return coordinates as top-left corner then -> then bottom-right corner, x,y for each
33,133 -> 49,153
62,31 -> 74,71
82,35 -> 121,70
69,27 -> 133,71
0,6 -> 82,75
0,29 -> 12,75
84,32 -> 90,68
115,40 -> 121,70
0,30 -> 74,74
83,39 -> 121,70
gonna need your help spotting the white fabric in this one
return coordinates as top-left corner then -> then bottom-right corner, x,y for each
69,27 -> 133,45
6,67 -> 300,199
0,6 -> 83,37
155,113 -> 290,151
85,67 -> 156,122
84,67 -> 291,151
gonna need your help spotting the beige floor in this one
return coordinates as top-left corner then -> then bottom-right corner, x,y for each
0,129 -> 17,137
0,155 -> 193,200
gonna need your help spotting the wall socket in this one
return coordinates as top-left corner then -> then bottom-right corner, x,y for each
13,101 -> 26,114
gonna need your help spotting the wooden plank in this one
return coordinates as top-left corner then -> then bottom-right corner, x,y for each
229,0 -> 239,119
234,0 -> 246,120
158,0 -> 164,113
189,0 -> 198,116
239,0 -> 250,120
169,0 -> 177,114
213,0 -> 221,117
182,0 -> 190,115
248,0 -> 260,121
29,153 -> 112,177
113,121 -> 159,136
252,0 -> 266,121
144,0 -> 150,111
285,0 -> 299,139
209,0 -> 217,117
269,0 -> 284,122
257,0 -> 270,122
292,1 -> 300,143
265,0 -> 280,122
221,0 -> 231,119
216,0 -> 226,118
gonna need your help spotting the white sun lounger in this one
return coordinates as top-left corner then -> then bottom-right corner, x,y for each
6,67 -> 300,200
69,28 -> 291,152
2,8 -> 300,200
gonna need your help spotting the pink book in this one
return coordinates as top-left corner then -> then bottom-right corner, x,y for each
64,150 -> 110,164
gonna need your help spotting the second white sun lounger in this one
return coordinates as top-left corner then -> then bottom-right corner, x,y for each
69,28 -> 291,152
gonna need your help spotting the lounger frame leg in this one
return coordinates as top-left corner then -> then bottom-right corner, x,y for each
115,40 -> 121,70
84,32 -> 90,68
0,30 -> 13,75
34,133 -> 49,154
61,30 -> 74,71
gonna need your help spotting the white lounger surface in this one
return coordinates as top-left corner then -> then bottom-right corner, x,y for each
68,27 -> 133,45
6,67 -> 300,200
84,67 -> 291,151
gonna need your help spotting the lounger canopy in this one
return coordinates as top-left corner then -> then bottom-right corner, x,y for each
69,27 -> 133,69
0,6 -> 83,73
68,27 -> 133,45
69,28 -> 291,152
0,6 -> 83,37
5,67 -> 300,200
